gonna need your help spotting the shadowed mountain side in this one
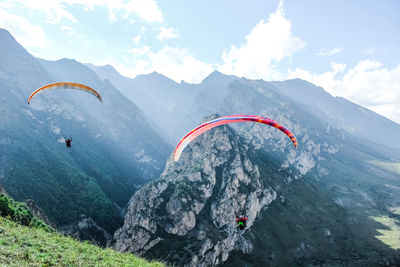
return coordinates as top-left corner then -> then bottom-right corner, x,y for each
218,78 -> 400,264
38,58 -> 171,179
0,28 -> 170,244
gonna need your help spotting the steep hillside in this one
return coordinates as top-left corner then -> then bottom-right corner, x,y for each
0,194 -> 165,266
0,28 -> 170,244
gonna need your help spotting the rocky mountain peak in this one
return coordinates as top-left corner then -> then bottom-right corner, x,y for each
201,70 -> 237,84
0,28 -> 15,44
200,113 -> 220,123
24,199 -> 54,228
113,119 -> 277,266
135,71 -> 176,85
87,63 -> 121,77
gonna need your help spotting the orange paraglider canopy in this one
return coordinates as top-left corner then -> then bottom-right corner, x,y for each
28,82 -> 102,104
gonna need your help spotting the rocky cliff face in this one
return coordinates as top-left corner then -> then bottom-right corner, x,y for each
113,113 -> 400,266
114,116 -> 282,266
24,199 -> 54,228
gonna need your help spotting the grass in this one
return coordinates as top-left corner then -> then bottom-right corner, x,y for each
0,216 -> 165,266
370,215 -> 400,250
0,194 -> 53,233
391,206 -> 400,216
0,193 -> 165,266
367,160 -> 400,175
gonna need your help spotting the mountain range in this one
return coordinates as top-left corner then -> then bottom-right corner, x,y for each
1,27 -> 400,265
105,71 -> 400,265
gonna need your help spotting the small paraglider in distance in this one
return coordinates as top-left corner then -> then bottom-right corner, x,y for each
236,214 -> 248,230
173,114 -> 298,161
27,82 -> 102,149
65,137 -> 72,149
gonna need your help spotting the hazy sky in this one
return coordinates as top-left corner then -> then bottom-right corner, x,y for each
1,0 -> 399,123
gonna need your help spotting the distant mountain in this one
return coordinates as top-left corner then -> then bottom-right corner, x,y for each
90,63 -> 400,156
271,78 -> 400,152
0,28 -> 170,244
89,64 -> 236,144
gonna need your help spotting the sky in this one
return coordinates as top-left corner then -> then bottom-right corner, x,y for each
1,0 -> 399,123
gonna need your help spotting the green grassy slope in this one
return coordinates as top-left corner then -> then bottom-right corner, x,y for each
0,217 -> 165,266
0,194 -> 165,266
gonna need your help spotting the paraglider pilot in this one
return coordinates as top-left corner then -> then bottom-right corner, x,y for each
65,137 -> 72,148
236,215 -> 248,230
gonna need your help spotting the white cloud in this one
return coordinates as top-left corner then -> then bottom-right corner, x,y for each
114,59 -> 153,78
360,48 -> 376,55
0,8 -> 50,48
88,57 -> 151,79
0,1 -> 11,8
219,1 -> 305,80
122,0 -> 163,22
132,27 -> 145,44
289,61 -> 400,124
147,47 -> 213,83
2,0 -> 162,23
126,45 -> 150,56
60,25 -> 85,39
359,47 -> 386,55
316,47 -> 343,56
369,103 -> 400,124
9,0 -> 78,24
61,25 -> 73,31
157,27 -> 180,41
114,46 -> 213,83
288,62 -> 346,95
117,1 -> 305,84
61,25 -> 75,35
